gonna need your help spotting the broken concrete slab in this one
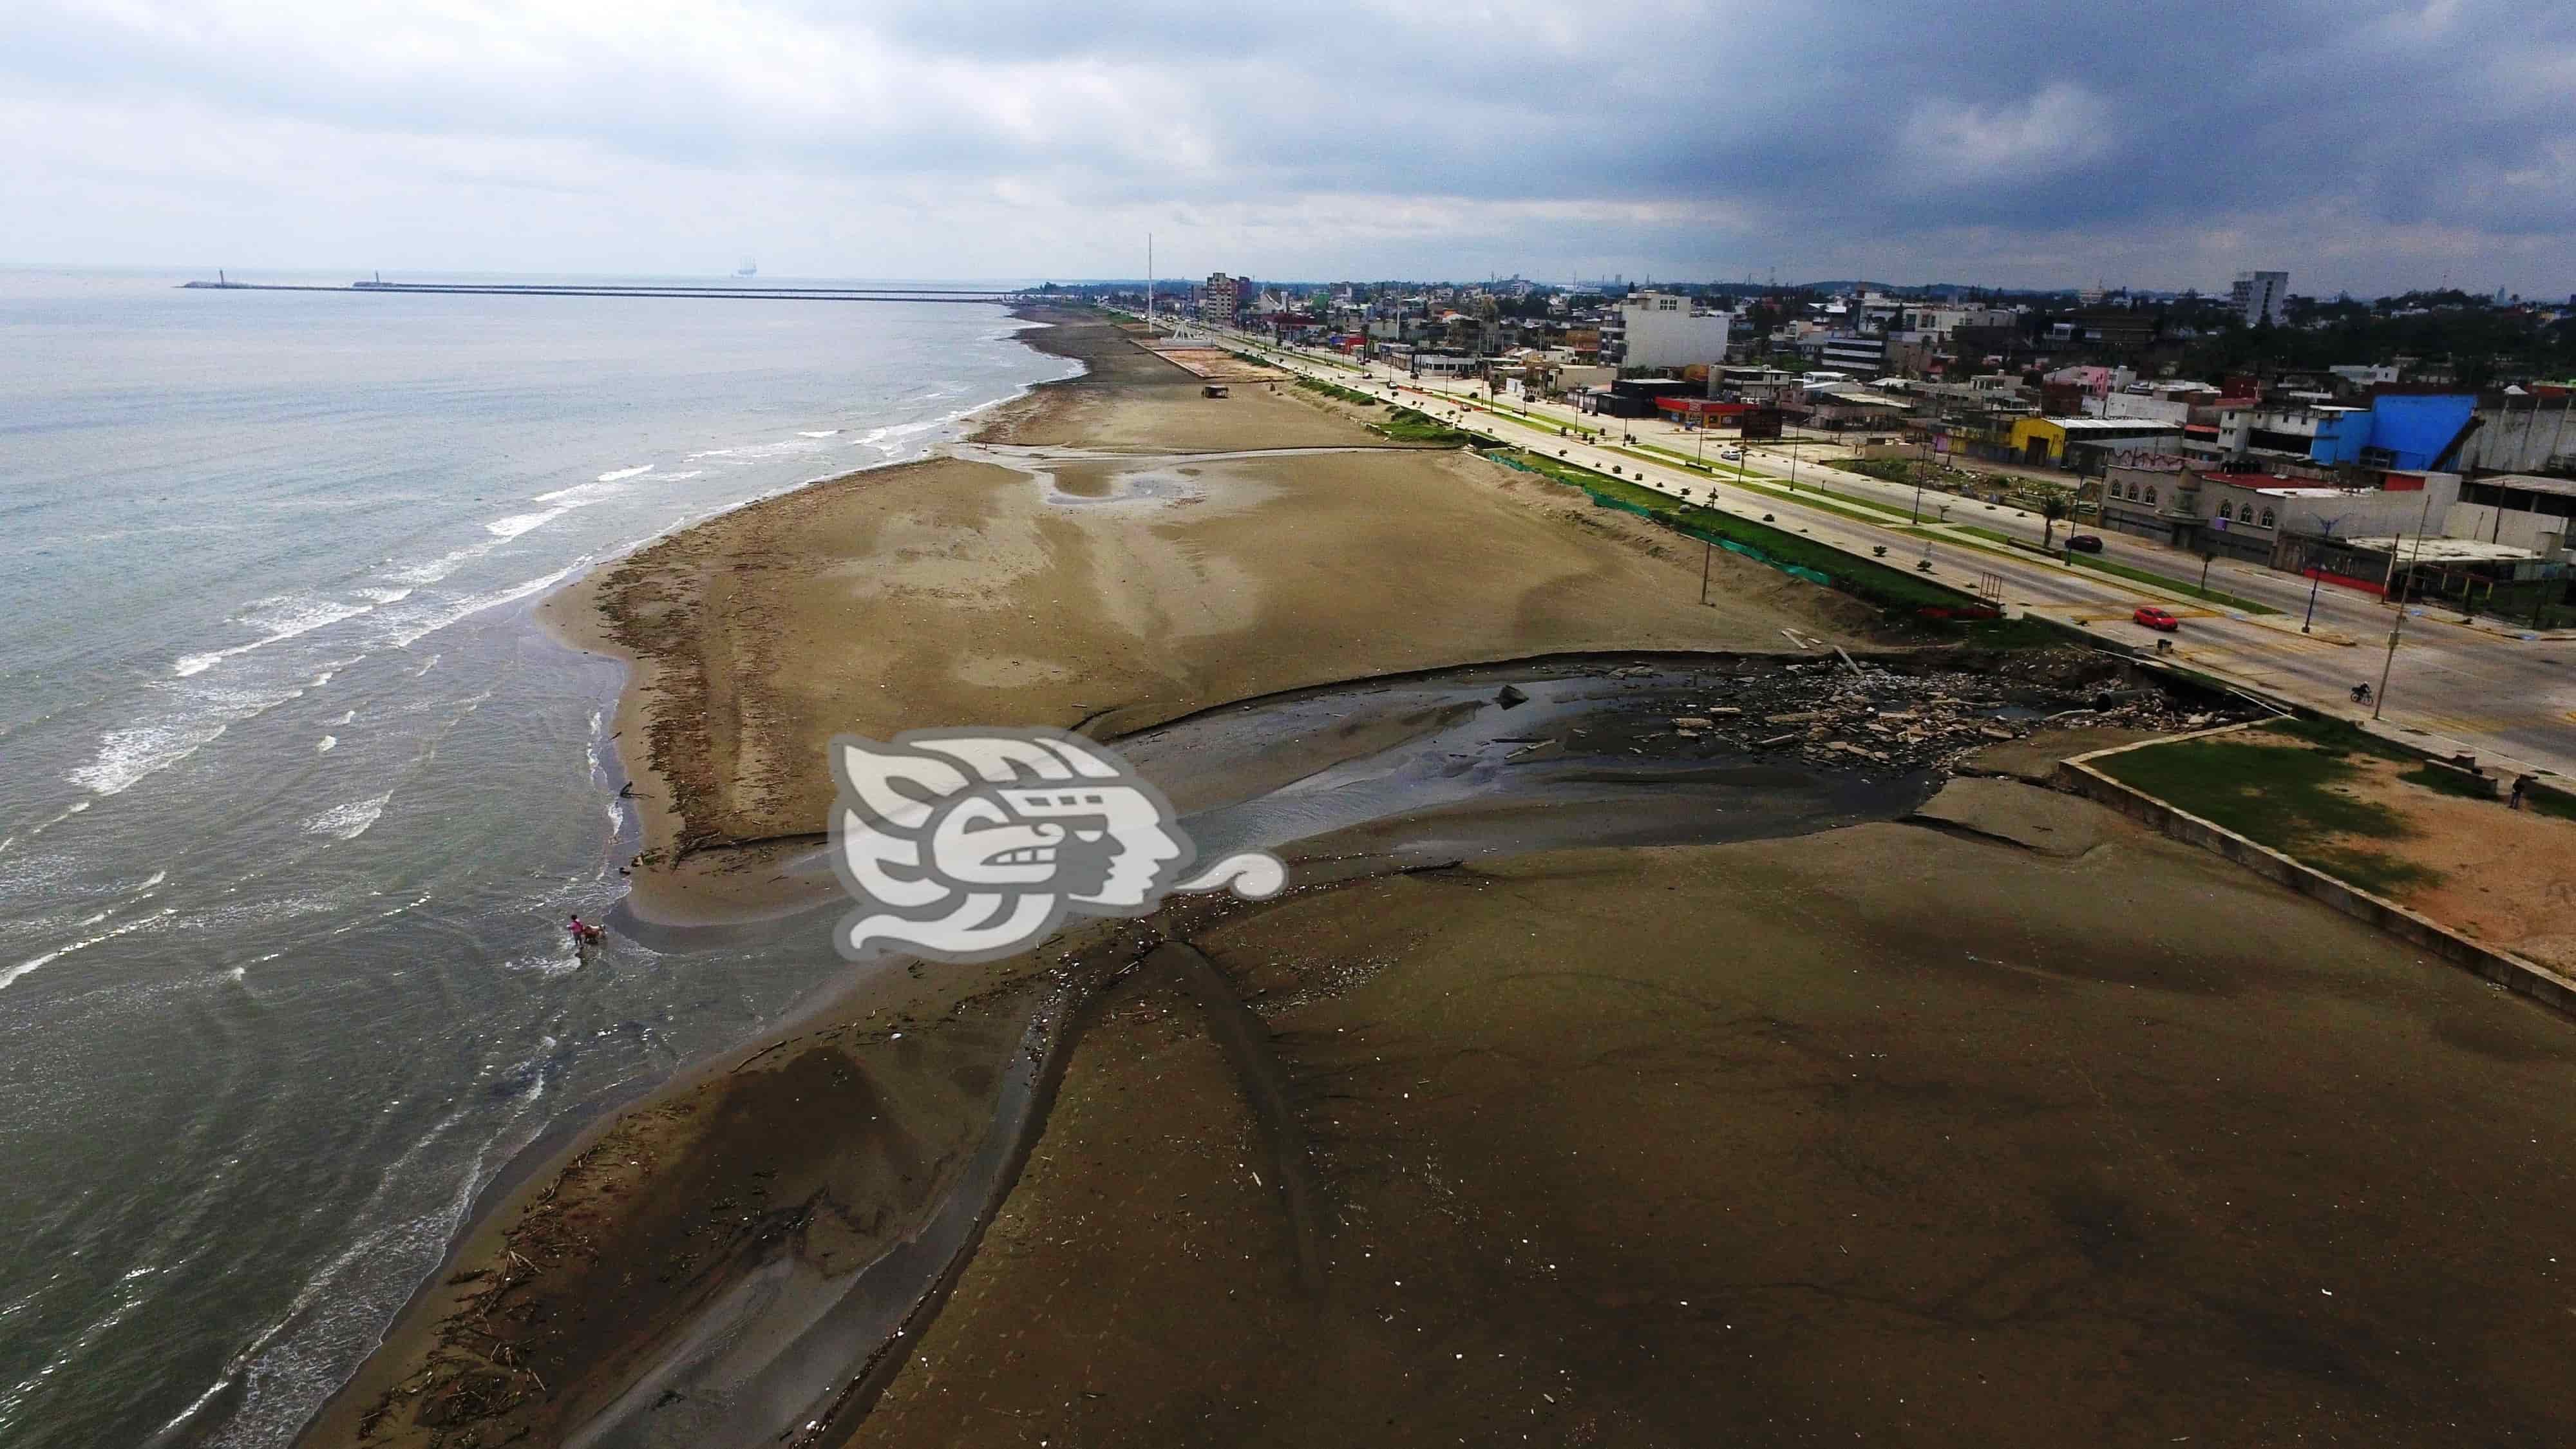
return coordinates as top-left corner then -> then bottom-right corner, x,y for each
1909,776 -> 2121,858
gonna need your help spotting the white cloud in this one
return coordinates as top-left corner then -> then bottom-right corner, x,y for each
1899,82 -> 2113,183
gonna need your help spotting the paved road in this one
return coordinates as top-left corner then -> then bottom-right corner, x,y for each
1198,327 -> 2576,780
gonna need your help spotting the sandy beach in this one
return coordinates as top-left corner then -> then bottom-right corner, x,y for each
303,309 -> 2576,1448
544,310 -> 1870,920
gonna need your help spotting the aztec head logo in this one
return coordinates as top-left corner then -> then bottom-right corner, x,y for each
828,728 -> 1285,962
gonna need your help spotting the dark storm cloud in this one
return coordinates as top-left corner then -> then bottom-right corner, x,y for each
5,0 -> 2570,290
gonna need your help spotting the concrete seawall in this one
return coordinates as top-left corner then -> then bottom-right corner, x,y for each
2056,730 -> 2576,1016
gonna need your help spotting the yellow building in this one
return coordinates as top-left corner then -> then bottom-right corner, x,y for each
2007,416 -> 2184,466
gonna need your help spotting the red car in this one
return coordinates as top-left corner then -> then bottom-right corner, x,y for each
2132,605 -> 2181,632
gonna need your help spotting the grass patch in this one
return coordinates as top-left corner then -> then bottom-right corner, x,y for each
2264,714 -> 2416,762
1374,407 -> 1474,445
1294,375 -> 1378,406
2307,848 -> 2442,895
2401,763 -> 2499,800
2095,736 -> 2408,846
2067,554 -> 2282,615
2094,725 -> 2441,894
1954,525 -> 2018,545
1493,449 -> 1995,621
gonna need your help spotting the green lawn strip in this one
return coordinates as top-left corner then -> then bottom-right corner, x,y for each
1954,525 -> 2020,545
2091,728 -> 2439,893
1601,445 -> 1926,527
1374,407 -> 1475,445
1294,375 -> 1379,407
2067,554 -> 2281,615
1492,450 -> 1992,618
1457,400 -> 1603,440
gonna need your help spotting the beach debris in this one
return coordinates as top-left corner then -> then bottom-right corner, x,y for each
1494,684 -> 1530,708
1669,716 -> 1714,730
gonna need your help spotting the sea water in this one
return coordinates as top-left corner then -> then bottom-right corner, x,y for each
0,268 -> 1074,1448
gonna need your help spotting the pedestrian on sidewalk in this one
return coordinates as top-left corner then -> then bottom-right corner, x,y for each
2509,773 -> 2536,810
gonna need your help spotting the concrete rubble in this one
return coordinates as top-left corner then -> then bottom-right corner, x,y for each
1569,651 -> 2251,778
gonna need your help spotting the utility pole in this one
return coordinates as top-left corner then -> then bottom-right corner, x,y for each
2372,489 -> 2438,721
2300,515 -> 2344,633
1145,232 -> 1153,327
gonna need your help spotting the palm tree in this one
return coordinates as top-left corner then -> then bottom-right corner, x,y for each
2041,493 -> 2070,551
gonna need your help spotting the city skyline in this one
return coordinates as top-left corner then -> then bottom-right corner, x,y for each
8,0 -> 2575,296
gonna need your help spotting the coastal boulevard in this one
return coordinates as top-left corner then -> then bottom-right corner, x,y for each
1209,327 -> 2576,782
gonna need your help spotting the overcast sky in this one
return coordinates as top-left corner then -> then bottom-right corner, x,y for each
8,0 -> 2573,296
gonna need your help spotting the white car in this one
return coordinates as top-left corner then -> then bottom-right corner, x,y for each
1718,448 -> 1744,460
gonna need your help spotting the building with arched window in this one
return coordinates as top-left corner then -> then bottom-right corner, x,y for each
2099,464 -> 2466,566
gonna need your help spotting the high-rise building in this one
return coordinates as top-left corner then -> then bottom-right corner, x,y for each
2231,270 -> 2289,327
1614,291 -> 1732,369
1199,272 -> 1243,325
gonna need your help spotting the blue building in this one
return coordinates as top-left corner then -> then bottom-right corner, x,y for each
2309,393 -> 2477,471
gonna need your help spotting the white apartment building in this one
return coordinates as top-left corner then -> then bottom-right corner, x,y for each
1616,291 -> 1732,369
2231,270 -> 2289,327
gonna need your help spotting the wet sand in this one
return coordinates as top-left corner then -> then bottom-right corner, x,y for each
854,798 -> 2576,1448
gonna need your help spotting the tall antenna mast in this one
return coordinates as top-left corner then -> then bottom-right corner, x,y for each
1146,232 -> 1154,325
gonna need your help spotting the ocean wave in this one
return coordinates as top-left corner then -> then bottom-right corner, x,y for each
173,598 -> 376,677
354,587 -> 412,605
531,480 -> 626,507
483,507 -> 569,540
685,433 -> 849,464
68,721 -> 229,795
797,430 -> 840,438
303,793 -> 392,841
383,563 -> 583,650
315,735 -> 336,753
169,893 -> 346,933
0,907 -> 176,993
596,464 -> 653,482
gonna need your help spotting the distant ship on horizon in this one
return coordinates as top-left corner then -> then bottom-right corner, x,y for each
735,259 -> 757,278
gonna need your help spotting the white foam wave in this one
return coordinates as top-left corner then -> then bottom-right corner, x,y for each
315,735 -> 336,753
797,430 -> 840,438
597,464 -> 653,482
484,507 -> 568,540
383,539 -> 500,587
384,564 -> 580,649
657,469 -> 705,481
533,480 -> 625,506
70,721 -> 227,795
0,907 -> 176,992
173,599 -> 374,677
304,792 -> 392,841
332,710 -> 355,725
354,587 -> 412,605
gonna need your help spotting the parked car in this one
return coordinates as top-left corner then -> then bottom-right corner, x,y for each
2132,605 -> 2181,632
1718,448 -> 1743,460
2065,534 -> 2104,553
